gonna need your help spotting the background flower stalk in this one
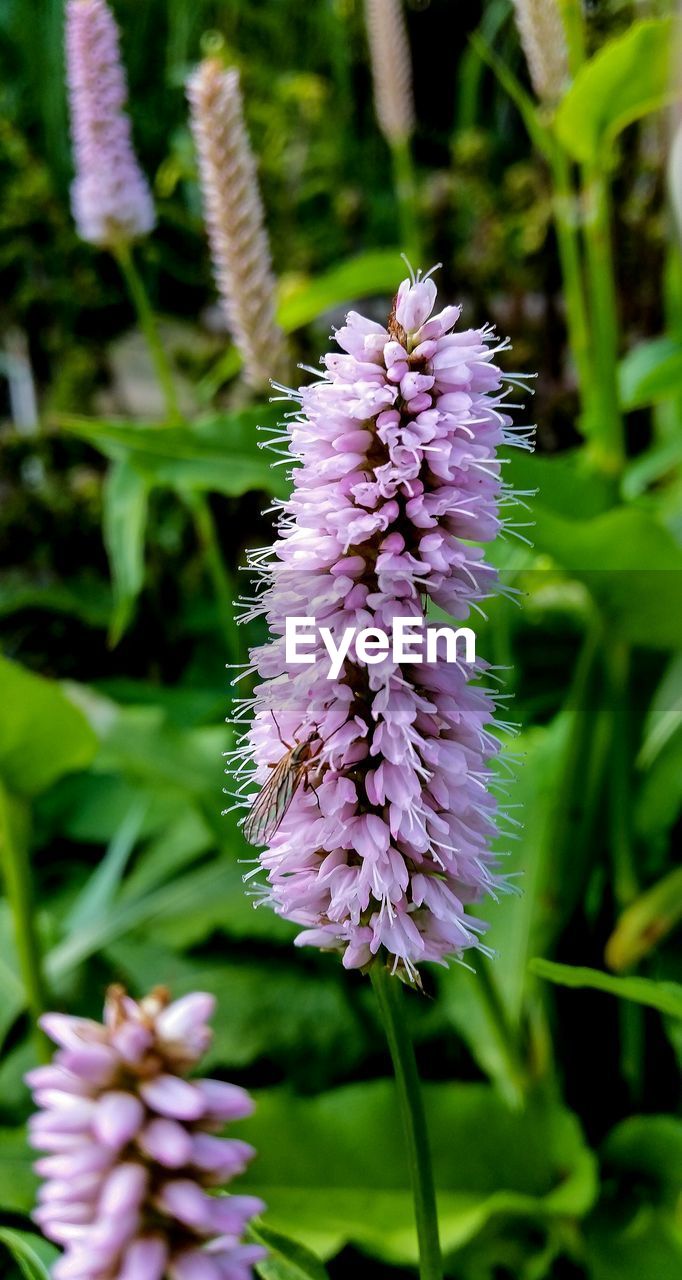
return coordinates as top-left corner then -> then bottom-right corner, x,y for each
65,0 -> 155,248
187,56 -> 287,391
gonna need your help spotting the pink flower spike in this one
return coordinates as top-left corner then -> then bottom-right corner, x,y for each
28,986 -> 263,1280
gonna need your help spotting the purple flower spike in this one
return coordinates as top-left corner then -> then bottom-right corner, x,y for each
232,268 -> 534,984
28,985 -> 263,1279
65,0 -> 155,247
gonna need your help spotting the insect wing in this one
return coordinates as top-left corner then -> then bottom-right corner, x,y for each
242,753 -> 299,846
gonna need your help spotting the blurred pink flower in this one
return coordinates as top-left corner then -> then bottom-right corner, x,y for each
28,986 -> 264,1280
65,0 -> 155,247
231,269 -> 533,983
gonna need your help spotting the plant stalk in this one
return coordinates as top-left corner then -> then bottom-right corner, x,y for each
390,136 -> 422,264
580,169 -> 625,473
549,143 -> 593,413
114,242 -> 182,425
370,963 -> 442,1280
185,491 -> 242,667
0,786 -> 49,1062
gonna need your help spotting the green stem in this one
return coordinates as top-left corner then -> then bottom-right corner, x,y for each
114,243 -> 182,425
549,144 -> 593,413
185,491 -> 242,667
607,641 -> 637,910
390,136 -> 422,264
474,953 -> 527,1096
370,963 -> 442,1280
580,169 -> 625,474
0,787 -> 49,1062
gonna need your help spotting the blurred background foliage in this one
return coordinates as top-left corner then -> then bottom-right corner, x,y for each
0,1 -> 681,1278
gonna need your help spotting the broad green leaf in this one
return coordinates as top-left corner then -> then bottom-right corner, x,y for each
0,656 -> 98,797
619,335 -> 682,410
636,725 -> 682,845
0,1228 -> 58,1280
233,1082 -> 596,1265
59,406 -> 285,498
504,448 -> 614,521
0,902 -> 25,1048
529,957 -> 682,1019
0,573 -> 111,627
250,1221 -> 330,1280
555,19 -> 681,166
530,507 -> 682,649
585,1116 -> 682,1280
605,867 -> 682,972
0,1127 -> 37,1213
102,458 -> 149,645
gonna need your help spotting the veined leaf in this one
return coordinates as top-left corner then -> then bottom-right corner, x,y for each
0,656 -> 98,797
0,1228 -> 58,1280
250,1221 -> 330,1280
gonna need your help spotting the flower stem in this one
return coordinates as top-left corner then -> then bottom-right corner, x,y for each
370,963 -> 442,1280
580,168 -> 625,474
390,136 -> 422,264
184,491 -> 242,666
548,143 -> 593,412
113,242 -> 182,425
0,785 -> 49,1062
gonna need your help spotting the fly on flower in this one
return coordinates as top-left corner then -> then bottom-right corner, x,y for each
242,727 -> 320,847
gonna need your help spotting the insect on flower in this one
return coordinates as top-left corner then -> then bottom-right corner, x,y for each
242,724 -> 321,847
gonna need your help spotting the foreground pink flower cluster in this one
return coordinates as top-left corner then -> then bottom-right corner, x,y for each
65,0 -> 155,247
27,986 -> 264,1280
232,270 -> 532,981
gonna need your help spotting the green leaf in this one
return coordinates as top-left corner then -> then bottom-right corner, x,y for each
530,506 -> 682,649
0,1127 -> 37,1213
59,406 -> 286,499
468,33 -> 551,159
636,725 -> 682,845
102,458 -> 149,645
63,798 -> 148,932
0,1229 -> 58,1280
250,1221 -> 330,1280
0,656 -> 98,797
233,1082 -> 596,1265
638,652 -> 682,768
505,448 -> 614,521
529,957 -> 682,1019
619,334 -> 682,410
585,1117 -> 682,1280
555,19 -> 681,165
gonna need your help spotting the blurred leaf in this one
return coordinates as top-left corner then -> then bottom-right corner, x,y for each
102,458 -> 149,645
505,448 -> 614,520
636,728 -> 682,844
0,903 -> 24,1048
0,1228 -> 58,1280
104,938 -> 364,1080
0,1128 -> 36,1213
469,34 -> 551,159
605,868 -> 682,972
619,335 -> 682,410
638,652 -> 682,768
250,1222 -> 329,1280
0,656 -> 98,797
555,19 -> 680,165
585,1116 -> 682,1280
0,574 -> 111,627
59,406 -> 285,498
530,958 -> 682,1018
233,1082 -> 596,1265
63,798 -> 148,932
530,507 -> 682,649
277,251 -> 403,331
